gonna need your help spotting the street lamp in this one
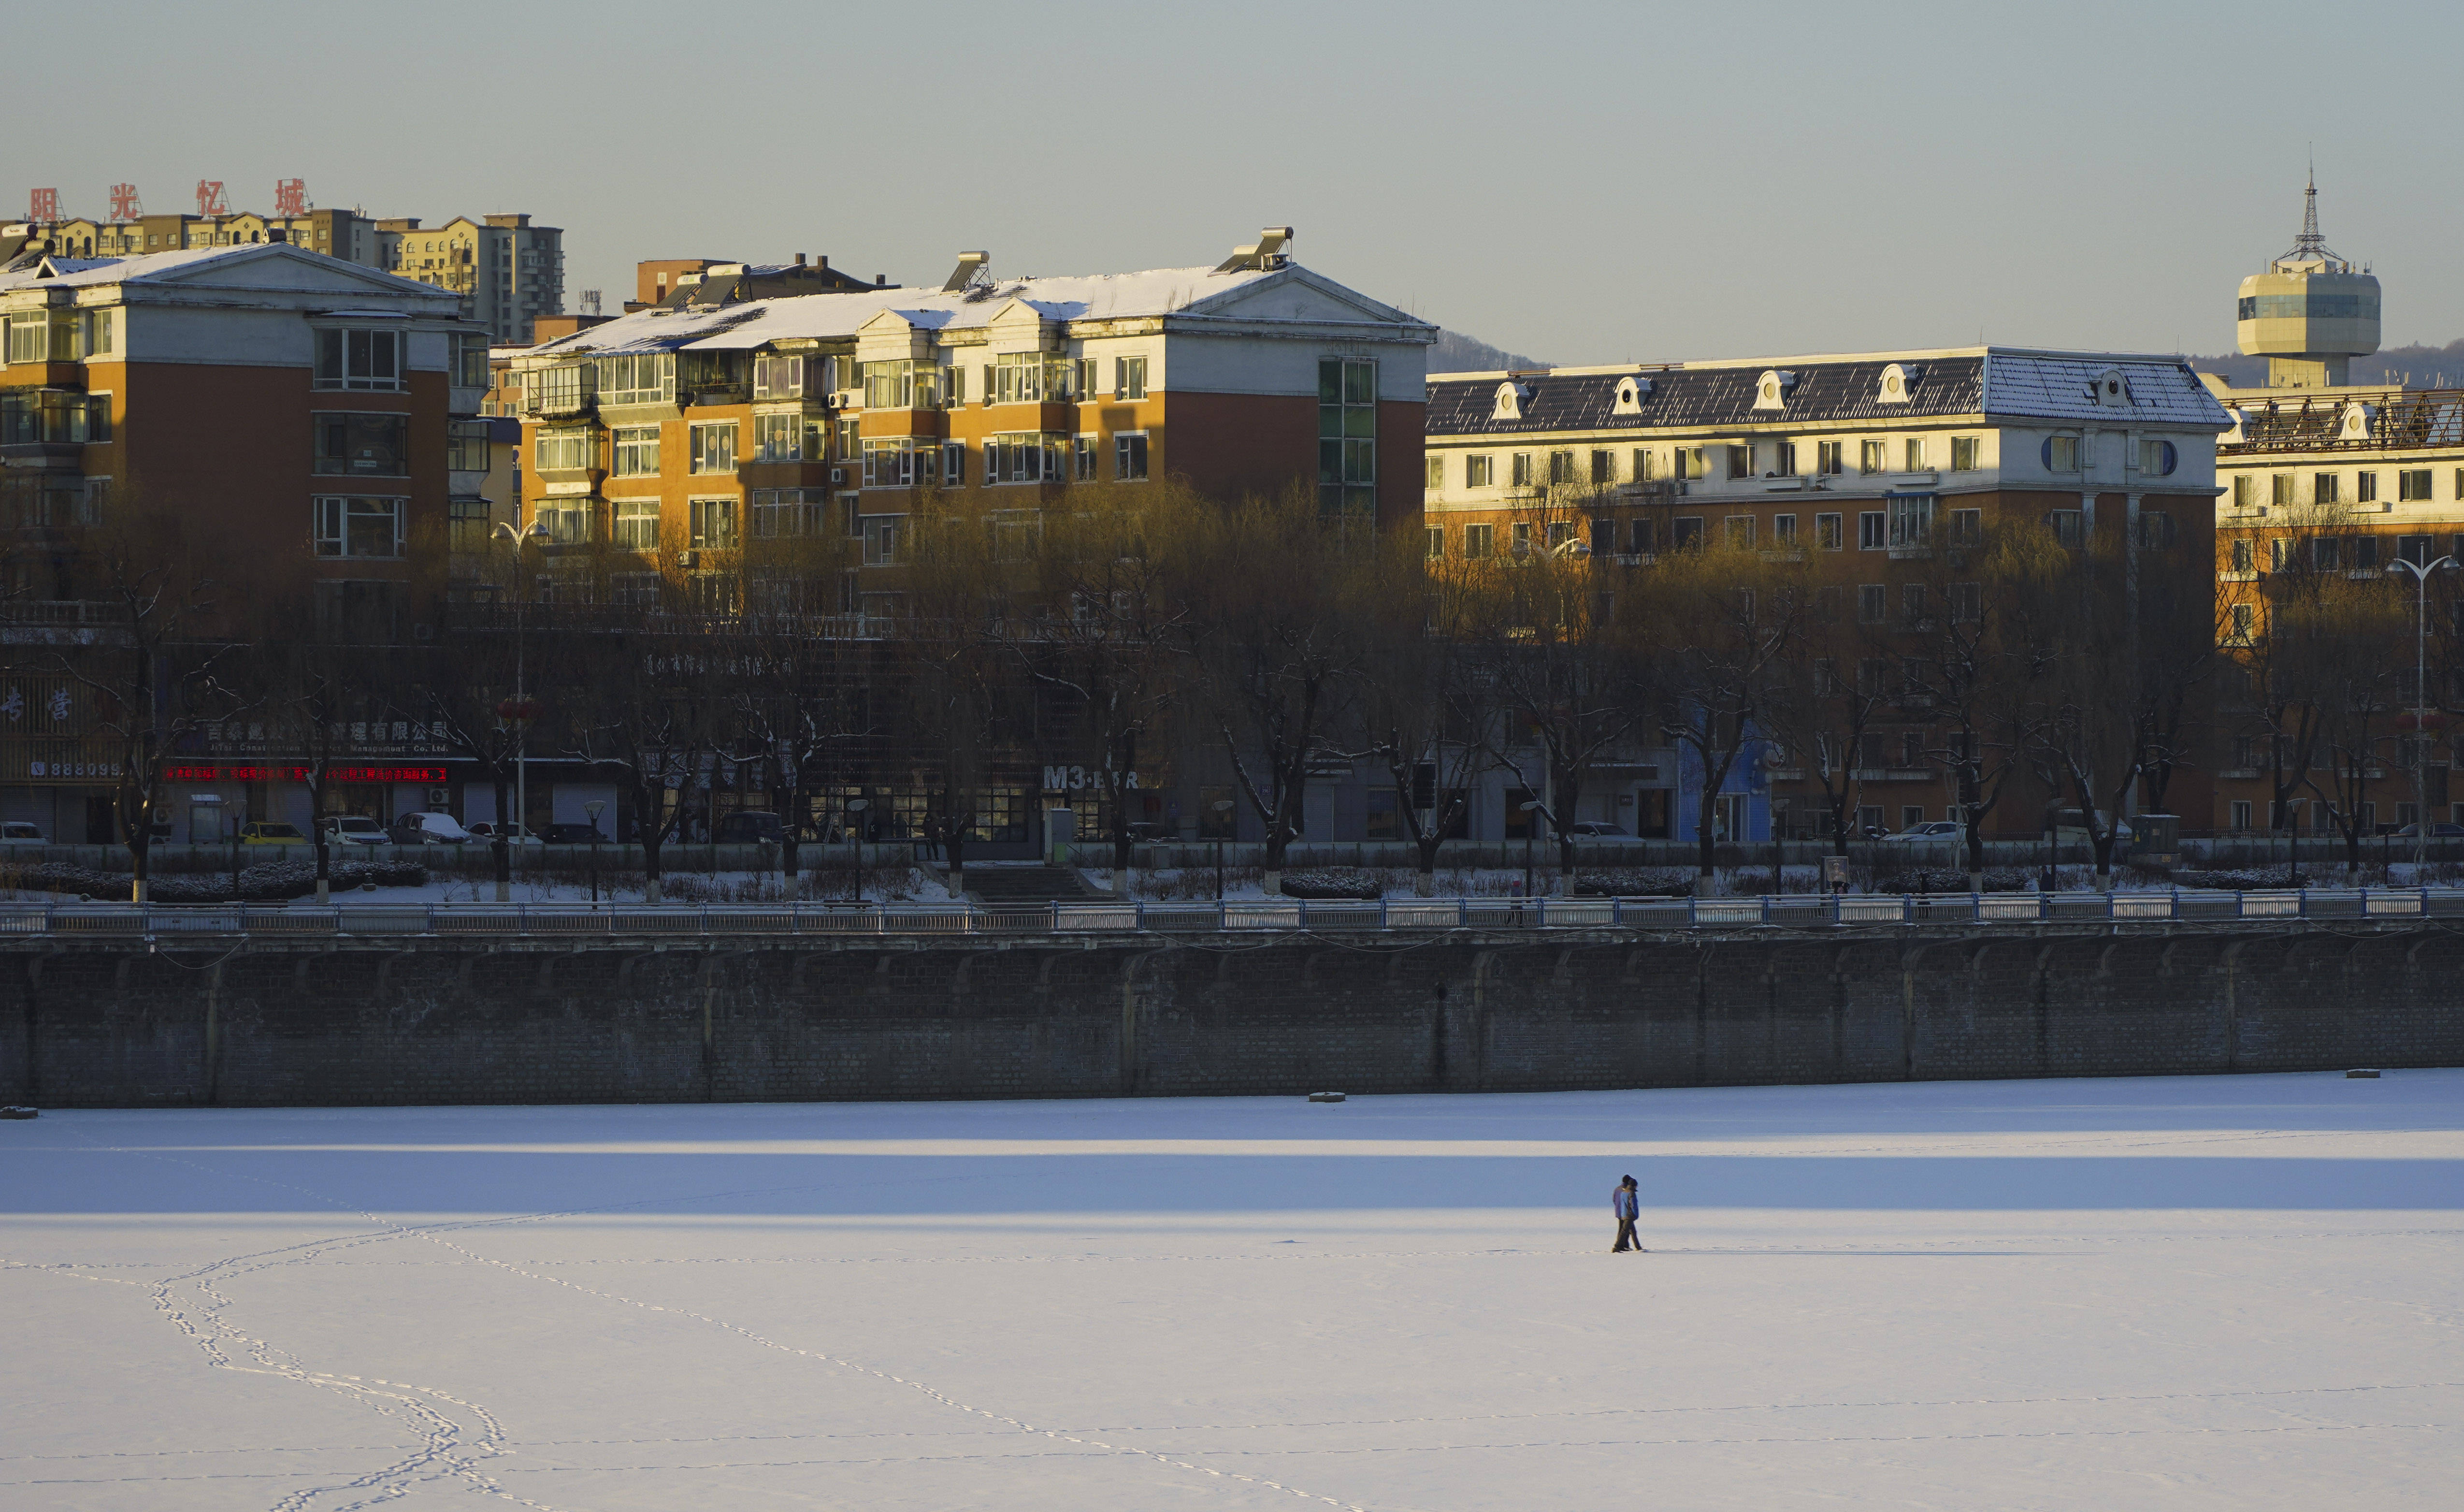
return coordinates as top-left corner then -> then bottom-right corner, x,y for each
846,798 -> 869,903
1520,799 -> 1544,899
1211,799 -> 1235,900
490,518 -> 551,903
584,799 -> 606,903
2387,552 -> 2456,870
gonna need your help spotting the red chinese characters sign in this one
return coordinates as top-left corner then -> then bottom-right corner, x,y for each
163,765 -> 447,784
274,178 -> 306,217
109,183 -> 141,220
28,188 -> 58,221
194,180 -> 228,216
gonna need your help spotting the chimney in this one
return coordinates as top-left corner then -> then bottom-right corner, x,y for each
818,255 -> 828,272
875,274 -> 886,286
793,252 -> 806,267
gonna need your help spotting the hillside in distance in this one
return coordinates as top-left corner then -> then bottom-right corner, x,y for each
2190,338 -> 2464,390
1429,328 -> 1546,374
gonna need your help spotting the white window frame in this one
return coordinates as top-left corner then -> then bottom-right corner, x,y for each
313,327 -> 404,392
689,422 -> 738,475
1115,430 -> 1149,482
311,495 -> 404,559
752,412 -> 802,463
689,495 -> 738,549
535,428 -> 593,471
1115,354 -> 1147,401
612,496 -> 660,550
611,425 -> 661,477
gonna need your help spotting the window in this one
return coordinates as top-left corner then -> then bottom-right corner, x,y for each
943,440 -> 965,485
1950,436 -> 1979,471
752,413 -> 803,463
311,496 -> 402,558
1950,582 -> 1981,622
2232,538 -> 2253,571
4,315 -> 46,363
2314,472 -> 2339,504
870,358 -> 943,409
447,420 -> 490,473
1546,520 -> 1574,552
312,413 -> 407,476
1077,434 -> 1099,481
2138,509 -> 2176,548
2270,538 -> 2288,572
2313,536 -> 2340,570
1727,444 -> 1753,479
750,488 -> 827,538
690,497 -> 736,549
535,428 -> 592,471
1676,447 -> 1706,480
2398,534 -> 2435,566
1773,441 -> 1798,477
2231,800 -> 2253,831
1858,510 -> 1885,549
1903,437 -> 1927,471
447,497 -> 490,554
1467,454 -> 1494,487
751,353 -> 805,399
1816,512 -> 1844,550
1629,518 -> 1655,554
1671,517 -> 1703,551
1317,357 -> 1376,516
1590,517 -> 1617,556
2358,470 -> 2379,503
611,572 -> 662,609
1859,439 -> 1885,475
1426,453 -> 1444,489
535,501 -> 592,544
2353,534 -> 2378,568
2231,473 -> 2252,506
613,497 -> 660,549
1116,431 -> 1150,481
1511,452 -> 1532,487
1858,584 -> 1886,623
1948,507 -> 1981,546
1817,440 -> 1842,475
2139,438 -> 2178,477
1512,521 -> 1533,557
1463,523 -> 1494,558
2401,468 -> 2434,501
2045,435 -> 2081,472
1772,513 -> 1797,545
1587,449 -> 1613,485
2047,509 -> 2083,547
314,328 -> 402,391
1724,515 -> 1755,549
2272,473 -> 2293,505
1426,526 -> 1444,559
865,437 -> 917,487
1547,450 -> 1575,485
690,422 -> 737,474
611,426 -> 660,477
1633,448 -> 1654,482
1902,583 -> 1929,623
835,418 -> 859,461
1115,355 -> 1148,400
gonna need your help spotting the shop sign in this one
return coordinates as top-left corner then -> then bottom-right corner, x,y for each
1042,765 -> 1144,792
159,764 -> 448,784
27,759 -> 120,779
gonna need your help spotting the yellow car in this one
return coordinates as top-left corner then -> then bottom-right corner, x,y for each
238,821 -> 309,844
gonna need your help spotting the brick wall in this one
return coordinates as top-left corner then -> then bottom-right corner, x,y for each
4,928 -> 2459,1108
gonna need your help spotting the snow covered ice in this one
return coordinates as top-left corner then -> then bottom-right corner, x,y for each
5,1072 -> 2460,1511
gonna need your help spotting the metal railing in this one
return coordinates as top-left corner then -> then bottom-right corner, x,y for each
3,887 -> 2462,939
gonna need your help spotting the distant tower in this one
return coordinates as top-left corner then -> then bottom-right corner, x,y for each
2236,170 -> 2379,388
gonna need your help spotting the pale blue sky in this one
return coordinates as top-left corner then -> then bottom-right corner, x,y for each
18,0 -> 2460,363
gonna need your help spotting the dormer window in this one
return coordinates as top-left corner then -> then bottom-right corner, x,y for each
2337,402 -> 2376,441
1612,376 -> 1651,415
2091,368 -> 2132,407
1876,363 -> 1920,404
1752,369 -> 1798,411
1492,379 -> 1532,421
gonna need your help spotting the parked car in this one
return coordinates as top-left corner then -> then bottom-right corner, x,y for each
320,815 -> 388,846
0,821 -> 46,846
1882,821 -> 1964,843
2387,822 -> 2464,839
1566,821 -> 1632,841
238,821 -> 308,844
390,812 -> 473,845
542,822 -> 607,844
465,820 -> 542,846
713,810 -> 785,843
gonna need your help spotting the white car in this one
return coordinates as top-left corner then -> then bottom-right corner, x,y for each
0,821 -> 46,845
465,820 -> 544,846
1565,821 -> 1632,842
391,812 -> 474,845
1882,821 -> 1963,843
320,815 -> 389,846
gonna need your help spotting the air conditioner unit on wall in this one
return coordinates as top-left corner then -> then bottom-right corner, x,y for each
830,467 -> 845,484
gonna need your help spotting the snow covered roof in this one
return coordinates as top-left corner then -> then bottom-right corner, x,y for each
0,243 -> 457,302
522,264 -> 1316,360
1426,348 -> 2232,436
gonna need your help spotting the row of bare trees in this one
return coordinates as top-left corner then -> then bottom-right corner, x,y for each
17,484 -> 2458,902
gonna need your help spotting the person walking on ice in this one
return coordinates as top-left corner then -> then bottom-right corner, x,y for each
1612,1174 -> 1643,1252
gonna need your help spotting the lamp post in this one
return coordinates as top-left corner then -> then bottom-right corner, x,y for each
490,518 -> 550,903
584,799 -> 605,903
1211,799 -> 1234,900
846,798 -> 869,903
2387,552 -> 2455,870
1520,799 -> 1543,899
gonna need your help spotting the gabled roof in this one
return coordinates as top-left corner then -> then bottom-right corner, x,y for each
524,262 -> 1430,361
0,242 -> 457,302
1425,348 -> 2230,436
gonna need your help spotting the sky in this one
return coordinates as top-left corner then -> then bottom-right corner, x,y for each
14,0 -> 2464,365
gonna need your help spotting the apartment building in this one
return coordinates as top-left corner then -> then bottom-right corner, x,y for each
0,242 -> 487,841
375,214 -> 565,344
506,230 -> 1432,613
6,207 -> 378,264
1425,348 -> 2233,843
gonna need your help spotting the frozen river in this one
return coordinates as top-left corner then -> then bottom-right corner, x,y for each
6,1072 -> 2460,1510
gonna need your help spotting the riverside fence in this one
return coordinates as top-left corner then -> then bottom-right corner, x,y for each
6,887 -> 2464,940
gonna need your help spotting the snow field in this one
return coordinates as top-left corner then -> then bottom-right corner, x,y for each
4,1073 -> 2461,1511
